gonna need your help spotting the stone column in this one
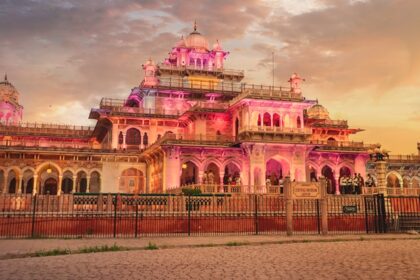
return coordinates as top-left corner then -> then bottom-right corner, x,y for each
86,176 -> 91,193
17,175 -> 23,194
284,177 -> 293,236
145,164 -> 151,193
375,161 -> 387,195
2,173 -> 8,194
219,171 -> 225,193
334,174 -> 340,195
72,175 -> 77,193
32,175 -> 38,195
122,132 -> 127,149
57,175 -> 63,195
319,177 -> 328,235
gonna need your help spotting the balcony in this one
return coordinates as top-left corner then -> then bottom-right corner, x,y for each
188,101 -> 229,112
311,119 -> 348,128
0,122 -> 94,137
229,84 -> 303,105
310,140 -> 372,152
99,98 -> 182,118
157,64 -> 244,79
387,155 -> 420,163
238,125 -> 312,143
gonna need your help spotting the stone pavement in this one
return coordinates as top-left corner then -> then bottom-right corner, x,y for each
0,238 -> 419,280
0,233 -> 418,258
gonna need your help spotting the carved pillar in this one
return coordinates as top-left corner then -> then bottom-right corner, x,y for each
122,132 -> 127,149
72,175 -> 77,193
17,175 -> 23,194
57,175 -> 63,196
219,171 -> 224,192
375,161 -> 387,196
334,174 -> 340,195
2,173 -> 8,194
86,176 -> 91,193
32,175 -> 38,195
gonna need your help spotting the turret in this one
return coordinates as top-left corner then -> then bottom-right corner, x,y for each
0,74 -> 23,125
142,58 -> 158,87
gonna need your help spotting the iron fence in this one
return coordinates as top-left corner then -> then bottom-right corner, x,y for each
0,194 -> 418,238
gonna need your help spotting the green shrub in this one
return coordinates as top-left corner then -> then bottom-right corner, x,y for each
181,188 -> 202,196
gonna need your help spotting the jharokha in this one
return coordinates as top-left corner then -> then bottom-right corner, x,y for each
1,24 -> 419,196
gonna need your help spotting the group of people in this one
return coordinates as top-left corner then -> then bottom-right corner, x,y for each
339,173 -> 364,194
265,175 -> 285,188
223,172 -> 241,186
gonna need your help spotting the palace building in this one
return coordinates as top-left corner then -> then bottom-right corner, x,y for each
0,24 -> 418,196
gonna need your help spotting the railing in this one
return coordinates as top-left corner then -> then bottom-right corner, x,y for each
170,184 -> 283,194
362,187 -> 420,196
309,140 -> 372,150
311,119 -> 348,127
158,64 -> 245,77
229,85 -> 302,105
0,122 -> 94,137
159,133 -> 236,146
387,155 -> 420,162
239,125 -> 312,135
1,193 -> 418,238
189,101 -> 229,111
0,139 -> 93,149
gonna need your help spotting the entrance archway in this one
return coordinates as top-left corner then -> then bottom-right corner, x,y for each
386,173 -> 401,188
119,168 -> 145,193
205,163 -> 220,185
266,159 -> 283,186
44,178 -> 58,195
223,162 -> 241,185
180,161 -> 198,186
61,177 -> 73,194
321,166 -> 335,194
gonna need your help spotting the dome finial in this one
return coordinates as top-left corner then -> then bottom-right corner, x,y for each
194,20 -> 197,32
4,73 -> 7,82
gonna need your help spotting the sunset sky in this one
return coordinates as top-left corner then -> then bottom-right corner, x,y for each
1,0 -> 419,154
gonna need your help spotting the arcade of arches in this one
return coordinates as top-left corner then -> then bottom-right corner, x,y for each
0,165 -> 102,195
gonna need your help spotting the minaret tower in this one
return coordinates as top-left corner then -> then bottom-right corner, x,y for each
0,74 -> 23,125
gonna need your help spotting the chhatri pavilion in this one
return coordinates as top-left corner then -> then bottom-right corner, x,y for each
0,24 -> 419,196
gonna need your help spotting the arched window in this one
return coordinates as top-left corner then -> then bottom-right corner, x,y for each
263,113 -> 271,126
143,132 -> 149,146
118,132 -> 123,145
273,114 -> 280,127
126,128 -> 141,145
297,116 -> 301,128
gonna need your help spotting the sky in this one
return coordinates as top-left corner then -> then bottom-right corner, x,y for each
0,0 -> 419,154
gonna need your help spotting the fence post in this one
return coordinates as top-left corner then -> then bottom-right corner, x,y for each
187,195 -> 191,236
31,194 -> 37,238
320,178 -> 328,235
364,196 -> 369,234
254,195 -> 259,235
113,194 -> 117,238
316,199 -> 321,235
135,202 -> 139,238
376,194 -> 386,233
284,177 -> 293,236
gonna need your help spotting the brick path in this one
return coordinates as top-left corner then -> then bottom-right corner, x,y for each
0,237 -> 419,279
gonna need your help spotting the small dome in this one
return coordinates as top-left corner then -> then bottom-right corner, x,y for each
0,74 -> 20,104
307,104 -> 330,119
184,22 -> 209,51
213,40 -> 223,51
174,36 -> 187,48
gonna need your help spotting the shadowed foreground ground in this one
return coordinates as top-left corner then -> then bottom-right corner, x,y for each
0,237 -> 419,279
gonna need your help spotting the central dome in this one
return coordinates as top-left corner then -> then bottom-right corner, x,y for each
0,74 -> 19,104
307,104 -> 330,120
184,23 -> 209,51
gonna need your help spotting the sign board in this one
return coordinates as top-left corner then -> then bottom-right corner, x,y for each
291,182 -> 321,199
342,205 -> 358,214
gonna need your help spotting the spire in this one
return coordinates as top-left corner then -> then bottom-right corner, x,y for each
193,20 -> 197,32
4,73 -> 7,82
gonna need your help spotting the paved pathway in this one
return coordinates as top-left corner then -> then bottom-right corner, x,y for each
0,238 -> 419,279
